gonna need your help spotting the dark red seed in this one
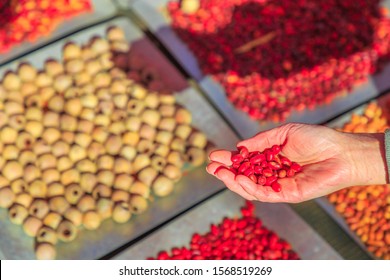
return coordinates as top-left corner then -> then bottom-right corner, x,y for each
271,182 -> 282,192
271,145 -> 281,154
265,176 -> 277,186
291,162 -> 302,172
257,176 -> 266,185
262,168 -> 274,177
238,146 -> 249,158
268,161 -> 282,170
238,161 -> 251,173
254,165 -> 263,175
249,174 -> 257,183
231,153 -> 244,163
250,154 -> 265,164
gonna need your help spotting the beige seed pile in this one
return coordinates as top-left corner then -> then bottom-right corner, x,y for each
0,26 -> 210,260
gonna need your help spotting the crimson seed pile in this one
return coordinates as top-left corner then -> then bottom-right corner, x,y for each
149,201 -> 300,260
228,146 -> 301,192
168,0 -> 390,122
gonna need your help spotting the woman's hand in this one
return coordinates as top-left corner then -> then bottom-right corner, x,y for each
206,123 -> 387,203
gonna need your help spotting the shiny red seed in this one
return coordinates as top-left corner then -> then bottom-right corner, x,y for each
249,174 -> 257,182
238,161 -> 251,173
266,151 -> 274,161
268,161 -> 282,170
271,145 -> 281,154
278,169 -> 287,178
262,168 -> 274,177
257,176 -> 266,185
250,154 -> 265,164
254,165 -> 263,174
238,146 -> 249,158
265,176 -> 277,186
271,182 -> 282,192
280,156 -> 292,166
291,162 -> 302,172
244,168 -> 254,176
231,153 -> 244,163
287,169 -> 295,177
261,161 -> 268,168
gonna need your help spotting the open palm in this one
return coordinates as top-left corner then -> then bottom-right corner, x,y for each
207,123 -> 386,203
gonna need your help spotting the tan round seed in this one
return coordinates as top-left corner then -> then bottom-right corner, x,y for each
49,196 -> 70,214
35,243 -> 56,260
23,216 -> 43,237
82,210 -> 101,230
112,202 -> 132,223
129,195 -> 148,214
152,175 -> 174,197
43,212 -> 62,229
77,195 -> 96,212
37,227 -> 58,245
64,207 -> 83,227
57,220 -> 77,242
65,184 -> 84,205
8,204 -> 28,225
0,187 -> 16,208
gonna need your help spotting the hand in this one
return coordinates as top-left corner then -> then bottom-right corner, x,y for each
206,123 -> 387,203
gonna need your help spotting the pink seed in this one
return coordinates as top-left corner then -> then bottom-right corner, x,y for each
238,146 -> 249,159
250,154 -> 265,164
257,176 -> 266,185
271,182 -> 282,192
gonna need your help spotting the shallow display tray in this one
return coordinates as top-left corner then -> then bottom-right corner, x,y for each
0,17 -> 239,259
130,0 -> 390,139
114,190 -> 342,260
0,0 -> 117,66
315,95 -> 390,260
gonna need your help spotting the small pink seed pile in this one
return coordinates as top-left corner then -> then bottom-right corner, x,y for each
149,201 -> 299,260
229,145 -> 302,192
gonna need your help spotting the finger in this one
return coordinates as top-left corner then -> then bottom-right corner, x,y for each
206,161 -> 228,176
237,125 -> 290,152
217,169 -> 257,201
208,150 -> 233,165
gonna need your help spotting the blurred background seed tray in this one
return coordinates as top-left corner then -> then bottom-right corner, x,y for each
0,0 -> 117,66
0,17 -> 240,259
130,0 -> 390,139
113,190 -> 342,260
314,93 -> 390,260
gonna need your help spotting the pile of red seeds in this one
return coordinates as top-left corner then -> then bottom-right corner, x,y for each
149,201 -> 300,260
168,0 -> 390,122
228,145 -> 301,192
0,0 -> 92,53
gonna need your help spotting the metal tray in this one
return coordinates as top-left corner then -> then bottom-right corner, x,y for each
114,189 -> 342,260
315,94 -> 390,260
0,17 -> 240,260
0,0 -> 117,66
130,0 -> 390,139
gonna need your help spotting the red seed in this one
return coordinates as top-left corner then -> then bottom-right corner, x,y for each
265,176 -> 277,186
250,154 -> 266,164
257,176 -> 266,185
249,174 -> 257,182
291,162 -> 302,172
238,161 -> 251,173
238,146 -> 249,158
271,145 -> 281,154
280,156 -> 292,166
244,168 -> 254,177
231,153 -> 244,163
262,168 -> 274,177
254,165 -> 263,174
265,151 -> 274,161
268,161 -> 282,170
287,169 -> 295,177
278,169 -> 287,178
271,182 -> 282,192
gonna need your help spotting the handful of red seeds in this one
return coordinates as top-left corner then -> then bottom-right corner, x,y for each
149,201 -> 300,260
229,145 -> 302,192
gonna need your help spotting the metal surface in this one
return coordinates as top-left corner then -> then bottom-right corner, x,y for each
131,0 -> 390,139
114,190 -> 342,260
0,0 -> 117,65
0,17 -> 239,260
